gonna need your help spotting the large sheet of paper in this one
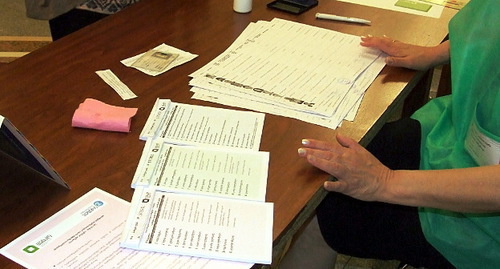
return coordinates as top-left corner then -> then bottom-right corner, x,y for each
131,141 -> 269,201
189,19 -> 386,129
140,99 -> 265,151
120,187 -> 274,264
0,188 -> 252,269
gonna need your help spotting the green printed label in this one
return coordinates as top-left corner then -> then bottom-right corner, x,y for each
395,0 -> 432,12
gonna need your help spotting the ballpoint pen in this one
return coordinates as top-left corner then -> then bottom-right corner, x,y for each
315,12 -> 371,25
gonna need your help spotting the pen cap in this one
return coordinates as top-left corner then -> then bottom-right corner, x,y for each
234,0 -> 252,13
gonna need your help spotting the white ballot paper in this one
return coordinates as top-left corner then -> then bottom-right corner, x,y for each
0,188 -> 252,269
140,99 -> 265,151
120,187 -> 274,264
132,141 -> 269,201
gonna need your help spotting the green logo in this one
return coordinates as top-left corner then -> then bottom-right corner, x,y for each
23,245 -> 39,254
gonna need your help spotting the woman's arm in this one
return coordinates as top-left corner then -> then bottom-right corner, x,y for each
360,36 -> 450,71
387,166 -> 500,213
298,135 -> 500,213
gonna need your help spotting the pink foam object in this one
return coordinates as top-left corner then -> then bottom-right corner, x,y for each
72,98 -> 138,133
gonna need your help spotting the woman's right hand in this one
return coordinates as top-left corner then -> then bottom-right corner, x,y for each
361,35 -> 450,71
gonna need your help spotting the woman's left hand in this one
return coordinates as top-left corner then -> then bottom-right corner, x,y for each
298,134 -> 393,202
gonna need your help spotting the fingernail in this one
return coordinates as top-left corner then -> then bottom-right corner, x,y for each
298,148 -> 306,156
301,139 -> 310,145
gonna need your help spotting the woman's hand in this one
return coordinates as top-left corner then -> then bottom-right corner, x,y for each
361,35 -> 450,71
298,134 -> 393,202
299,135 -> 500,212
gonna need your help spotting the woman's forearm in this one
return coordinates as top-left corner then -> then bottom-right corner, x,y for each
382,165 -> 500,213
428,40 -> 450,67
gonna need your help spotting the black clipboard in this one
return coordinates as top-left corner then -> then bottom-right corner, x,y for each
267,0 -> 318,15
0,115 -> 70,189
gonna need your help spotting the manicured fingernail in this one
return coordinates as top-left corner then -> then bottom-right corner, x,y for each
301,139 -> 310,145
298,148 -> 306,156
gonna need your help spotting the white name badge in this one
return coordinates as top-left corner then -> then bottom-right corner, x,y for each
464,119 -> 500,166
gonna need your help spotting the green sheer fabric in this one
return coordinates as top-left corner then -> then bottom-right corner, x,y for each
412,0 -> 500,267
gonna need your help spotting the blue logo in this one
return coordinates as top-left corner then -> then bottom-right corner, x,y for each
81,200 -> 104,217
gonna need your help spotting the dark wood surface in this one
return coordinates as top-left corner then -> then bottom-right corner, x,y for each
0,0 -> 456,267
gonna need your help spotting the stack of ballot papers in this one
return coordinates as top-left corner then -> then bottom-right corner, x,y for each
189,18 -> 387,129
118,99 -> 273,264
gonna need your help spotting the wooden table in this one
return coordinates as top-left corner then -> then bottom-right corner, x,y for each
0,0 -> 456,267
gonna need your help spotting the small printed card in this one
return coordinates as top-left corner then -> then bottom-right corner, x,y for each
131,50 -> 179,72
121,43 -> 198,76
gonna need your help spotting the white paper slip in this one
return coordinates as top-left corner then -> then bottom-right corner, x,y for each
131,141 -> 269,201
96,69 -> 138,100
140,98 -> 265,151
0,188 -> 253,269
120,187 -> 274,265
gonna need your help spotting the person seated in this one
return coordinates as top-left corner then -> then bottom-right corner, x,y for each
25,0 -> 140,40
280,0 -> 499,268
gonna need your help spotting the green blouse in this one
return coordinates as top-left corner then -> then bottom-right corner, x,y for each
412,0 -> 500,267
